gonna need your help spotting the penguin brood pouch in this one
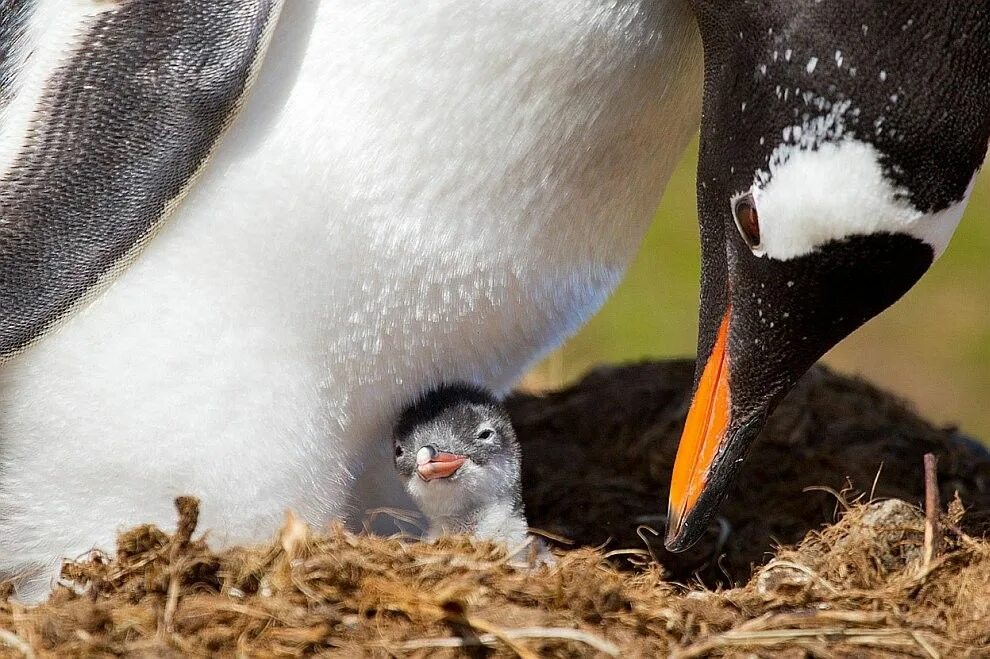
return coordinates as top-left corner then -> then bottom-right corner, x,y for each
0,0 -> 700,598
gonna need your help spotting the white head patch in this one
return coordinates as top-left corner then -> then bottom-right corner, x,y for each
736,138 -> 975,261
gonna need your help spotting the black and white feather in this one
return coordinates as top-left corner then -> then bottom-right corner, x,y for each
0,0 -> 282,358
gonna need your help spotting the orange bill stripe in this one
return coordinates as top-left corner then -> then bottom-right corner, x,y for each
667,309 -> 732,540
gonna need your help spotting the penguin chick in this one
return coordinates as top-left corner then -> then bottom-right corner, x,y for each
392,383 -> 544,560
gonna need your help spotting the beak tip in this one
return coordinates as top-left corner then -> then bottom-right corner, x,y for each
663,515 -> 709,553
663,524 -> 691,553
664,489 -> 718,553
663,507 -> 690,552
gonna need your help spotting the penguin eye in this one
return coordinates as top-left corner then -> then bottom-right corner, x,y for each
732,193 -> 761,249
477,429 -> 494,441
394,442 -> 403,457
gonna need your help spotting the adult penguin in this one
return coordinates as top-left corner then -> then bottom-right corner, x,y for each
0,0 -> 703,599
666,1 -> 990,551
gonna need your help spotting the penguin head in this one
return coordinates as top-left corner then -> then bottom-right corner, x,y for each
393,384 -> 520,516
666,1 -> 990,551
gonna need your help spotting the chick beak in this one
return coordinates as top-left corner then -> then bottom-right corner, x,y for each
416,445 -> 467,481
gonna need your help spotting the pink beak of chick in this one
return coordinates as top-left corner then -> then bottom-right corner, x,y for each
416,445 -> 467,481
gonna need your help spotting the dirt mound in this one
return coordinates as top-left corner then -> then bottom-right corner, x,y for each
511,360 -> 990,585
1,360 -> 989,656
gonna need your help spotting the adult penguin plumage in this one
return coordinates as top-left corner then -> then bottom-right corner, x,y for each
0,0 -> 703,600
665,1 -> 989,550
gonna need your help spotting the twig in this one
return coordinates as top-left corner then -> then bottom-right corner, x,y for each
761,559 -> 839,594
672,626 -> 936,659
0,629 -> 34,659
162,497 -> 200,636
636,525 -> 661,566
802,485 -> 852,511
911,630 -> 941,659
393,626 -> 620,656
603,548 -> 652,559
923,454 -> 941,569
869,461 -> 884,501
279,510 -> 310,557
527,527 -> 575,545
446,614 -> 541,659
171,496 -> 200,552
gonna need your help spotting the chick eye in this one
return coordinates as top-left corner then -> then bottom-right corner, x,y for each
732,193 -> 761,249
477,429 -> 494,441
394,443 -> 403,457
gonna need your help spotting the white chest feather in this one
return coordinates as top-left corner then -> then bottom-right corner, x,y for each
0,0 -> 701,598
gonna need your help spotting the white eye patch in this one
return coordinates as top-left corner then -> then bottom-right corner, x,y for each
738,139 -> 975,261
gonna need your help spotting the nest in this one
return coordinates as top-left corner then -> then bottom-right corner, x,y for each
1,360 -> 988,657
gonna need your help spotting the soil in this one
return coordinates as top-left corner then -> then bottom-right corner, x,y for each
1,360 -> 988,657
511,360 -> 990,585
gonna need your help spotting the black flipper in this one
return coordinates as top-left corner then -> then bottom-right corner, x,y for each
0,0 -> 283,360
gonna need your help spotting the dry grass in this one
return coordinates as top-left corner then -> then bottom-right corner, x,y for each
2,360 -> 989,657
1,495 -> 988,657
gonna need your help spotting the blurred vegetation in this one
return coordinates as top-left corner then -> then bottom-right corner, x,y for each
527,140 -> 990,441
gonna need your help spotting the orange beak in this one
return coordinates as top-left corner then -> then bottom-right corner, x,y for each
665,309 -> 732,551
416,451 -> 467,481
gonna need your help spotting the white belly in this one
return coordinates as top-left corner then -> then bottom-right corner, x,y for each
0,0 -> 701,597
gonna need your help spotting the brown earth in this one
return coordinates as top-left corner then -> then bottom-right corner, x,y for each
1,360 -> 988,657
512,360 -> 990,586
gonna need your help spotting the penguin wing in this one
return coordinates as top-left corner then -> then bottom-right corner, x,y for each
0,0 -> 283,361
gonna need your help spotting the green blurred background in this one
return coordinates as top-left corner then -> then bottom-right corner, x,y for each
526,139 -> 990,441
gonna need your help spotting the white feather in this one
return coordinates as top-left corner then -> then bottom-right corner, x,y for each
741,139 -> 976,260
